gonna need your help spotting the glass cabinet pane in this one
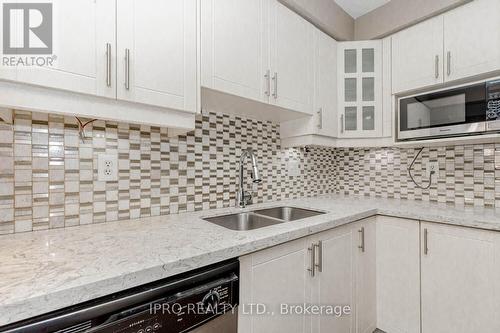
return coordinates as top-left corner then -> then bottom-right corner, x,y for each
345,107 -> 357,131
362,78 -> 375,101
363,106 -> 375,130
344,49 -> 357,73
362,48 -> 374,72
345,78 -> 357,102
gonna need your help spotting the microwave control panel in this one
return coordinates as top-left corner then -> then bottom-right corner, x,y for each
486,80 -> 500,120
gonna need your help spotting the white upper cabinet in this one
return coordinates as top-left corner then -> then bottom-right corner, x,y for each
443,0 -> 500,82
338,40 -> 383,138
314,29 -> 338,137
391,16 -> 444,94
117,0 -> 197,112
201,0 -> 269,103
269,0 -> 314,114
279,28 -> 337,139
14,0 -> 116,98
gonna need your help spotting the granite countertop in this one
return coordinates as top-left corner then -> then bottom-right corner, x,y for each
1,194 -> 500,326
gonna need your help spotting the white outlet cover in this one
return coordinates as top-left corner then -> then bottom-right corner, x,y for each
426,162 -> 439,178
98,154 -> 118,181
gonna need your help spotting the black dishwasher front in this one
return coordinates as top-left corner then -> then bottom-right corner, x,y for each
0,260 -> 239,333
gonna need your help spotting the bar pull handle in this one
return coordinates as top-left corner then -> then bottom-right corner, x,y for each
447,51 -> 451,76
424,228 -> 429,255
317,108 -> 323,129
314,241 -> 323,273
106,43 -> 112,87
272,72 -> 278,99
358,227 -> 365,252
307,244 -> 316,277
264,70 -> 271,97
340,114 -> 344,133
435,55 -> 439,79
125,49 -> 130,90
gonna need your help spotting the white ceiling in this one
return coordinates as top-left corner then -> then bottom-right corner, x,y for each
334,0 -> 391,19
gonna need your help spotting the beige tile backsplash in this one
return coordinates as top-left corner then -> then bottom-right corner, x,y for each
0,109 -> 499,235
0,110 -> 337,234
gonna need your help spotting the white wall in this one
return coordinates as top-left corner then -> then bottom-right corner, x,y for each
280,0 -> 354,41
354,0 -> 471,40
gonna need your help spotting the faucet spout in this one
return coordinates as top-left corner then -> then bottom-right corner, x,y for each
237,149 -> 262,208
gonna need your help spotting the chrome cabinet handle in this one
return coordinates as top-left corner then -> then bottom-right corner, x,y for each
314,241 -> 323,272
307,244 -> 316,277
317,108 -> 323,129
447,51 -> 451,76
424,228 -> 429,255
264,70 -> 270,97
340,114 -> 344,133
358,227 -> 365,252
435,55 -> 439,79
272,72 -> 278,99
125,49 -> 130,90
106,43 -> 112,87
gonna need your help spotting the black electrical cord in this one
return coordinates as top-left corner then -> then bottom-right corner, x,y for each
408,147 -> 434,190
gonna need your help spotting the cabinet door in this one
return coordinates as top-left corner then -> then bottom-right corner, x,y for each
353,219 -> 377,333
338,41 -> 383,138
14,0 -> 116,98
444,0 -> 500,82
314,29 -> 338,137
392,16 -> 444,94
279,28 -> 337,139
201,0 -> 269,103
311,224 -> 355,333
421,222 -> 500,333
269,0 -> 313,115
239,238 -> 311,333
117,0 -> 197,112
376,216 -> 420,333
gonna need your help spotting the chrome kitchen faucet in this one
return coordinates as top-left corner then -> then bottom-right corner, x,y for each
237,149 -> 262,208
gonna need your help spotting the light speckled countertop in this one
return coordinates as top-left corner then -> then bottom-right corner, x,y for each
1,194 -> 500,326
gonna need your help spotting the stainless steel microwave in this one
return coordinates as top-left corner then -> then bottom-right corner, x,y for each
398,79 -> 500,141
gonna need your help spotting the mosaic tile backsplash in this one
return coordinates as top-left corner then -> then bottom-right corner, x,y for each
0,110 -> 337,235
1,108 -> 500,235
335,145 -> 500,208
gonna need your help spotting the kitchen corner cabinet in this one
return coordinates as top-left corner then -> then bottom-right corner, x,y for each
14,0 -> 116,98
376,216 -> 420,333
117,0 -> 197,112
201,0 -> 313,116
337,41 -> 383,138
420,222 -> 500,333
239,218 -> 376,333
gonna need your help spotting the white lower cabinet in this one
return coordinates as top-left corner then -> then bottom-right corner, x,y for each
420,222 -> 500,333
238,237 -> 312,333
239,218 -> 376,333
376,216 -> 420,333
310,224 -> 355,333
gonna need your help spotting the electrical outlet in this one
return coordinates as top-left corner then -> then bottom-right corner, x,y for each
426,162 -> 439,178
288,160 -> 300,177
98,154 -> 118,181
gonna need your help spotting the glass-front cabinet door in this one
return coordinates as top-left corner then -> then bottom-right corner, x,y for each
338,41 -> 383,138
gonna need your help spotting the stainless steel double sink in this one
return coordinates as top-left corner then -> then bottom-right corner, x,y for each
203,206 -> 325,231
